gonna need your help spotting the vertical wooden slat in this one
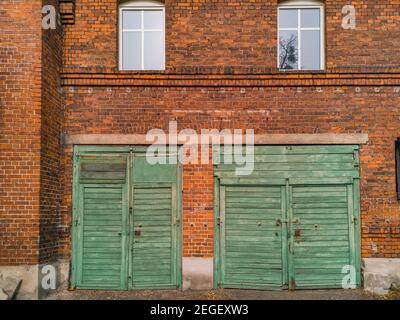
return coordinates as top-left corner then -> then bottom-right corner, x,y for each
120,182 -> 129,289
176,162 -> 183,288
280,183 -> 288,288
128,152 -> 134,289
213,175 -> 221,288
347,184 -> 355,279
70,151 -> 80,288
76,184 -> 84,286
220,186 -> 226,285
353,178 -> 362,287
171,183 -> 178,287
287,182 -> 295,290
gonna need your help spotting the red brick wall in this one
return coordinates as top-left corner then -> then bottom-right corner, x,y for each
39,0 -> 63,264
182,161 -> 214,257
0,1 -> 42,265
61,87 -> 400,258
326,1 -> 400,70
62,0 -> 400,73
0,0 -> 63,266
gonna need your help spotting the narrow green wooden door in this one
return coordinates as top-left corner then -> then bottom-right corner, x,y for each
289,183 -> 359,289
72,146 -> 182,290
73,154 -> 129,289
130,155 -> 181,288
219,185 -> 285,289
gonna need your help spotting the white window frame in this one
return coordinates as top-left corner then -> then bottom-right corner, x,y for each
277,0 -> 325,70
119,0 -> 165,71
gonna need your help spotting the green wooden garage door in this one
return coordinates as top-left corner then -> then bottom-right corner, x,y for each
71,146 -> 182,290
214,145 -> 361,290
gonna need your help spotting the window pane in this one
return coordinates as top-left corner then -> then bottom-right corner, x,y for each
122,10 -> 141,30
144,10 -> 163,30
300,30 -> 320,69
279,9 -> 298,28
301,9 -> 320,28
122,31 -> 142,70
279,30 -> 298,70
143,31 -> 164,70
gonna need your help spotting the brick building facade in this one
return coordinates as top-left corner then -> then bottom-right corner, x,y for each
1,0 -> 400,298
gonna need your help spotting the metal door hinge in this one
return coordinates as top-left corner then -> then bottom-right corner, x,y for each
174,218 -> 180,226
217,218 -> 222,227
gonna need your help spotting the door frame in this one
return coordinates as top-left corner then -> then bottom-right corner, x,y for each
70,145 -> 183,290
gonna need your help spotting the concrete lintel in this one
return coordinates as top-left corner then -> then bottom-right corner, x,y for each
65,133 -> 369,145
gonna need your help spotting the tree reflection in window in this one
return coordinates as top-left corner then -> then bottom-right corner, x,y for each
279,34 -> 298,70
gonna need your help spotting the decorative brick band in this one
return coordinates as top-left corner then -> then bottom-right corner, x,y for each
65,133 -> 369,145
61,73 -> 400,87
